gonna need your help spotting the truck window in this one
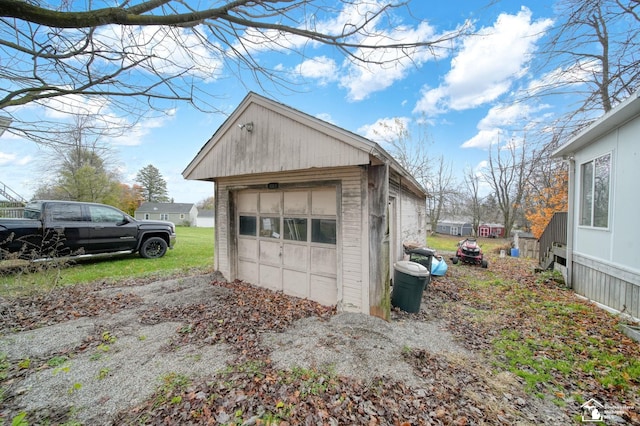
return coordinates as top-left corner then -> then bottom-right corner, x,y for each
23,209 -> 41,220
49,204 -> 84,222
88,205 -> 125,223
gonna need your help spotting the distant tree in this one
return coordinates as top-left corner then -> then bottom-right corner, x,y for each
463,166 -> 483,236
372,118 -> 457,233
483,139 -> 540,238
197,196 -> 215,210
425,156 -> 456,234
34,116 -> 120,202
136,165 -> 169,203
111,183 -> 144,215
479,194 -> 502,225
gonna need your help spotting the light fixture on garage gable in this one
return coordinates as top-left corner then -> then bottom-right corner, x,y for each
238,122 -> 253,132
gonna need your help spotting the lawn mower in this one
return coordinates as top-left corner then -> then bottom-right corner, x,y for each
452,238 -> 488,268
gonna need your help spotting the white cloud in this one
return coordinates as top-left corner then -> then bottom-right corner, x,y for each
475,160 -> 488,171
228,1 -> 388,58
296,57 -> 339,85
230,1 -> 456,102
461,101 -> 552,149
16,155 -> 32,166
414,86 -> 448,116
0,152 -> 16,166
358,117 -> 410,143
340,21 -> 453,101
98,26 -> 224,82
0,151 -> 33,167
413,7 -> 553,115
109,110 -> 176,147
43,94 -> 109,118
478,103 -> 534,129
315,113 -> 335,124
460,128 -> 504,149
524,59 -> 599,96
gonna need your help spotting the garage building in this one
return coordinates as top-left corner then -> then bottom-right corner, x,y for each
183,93 -> 426,320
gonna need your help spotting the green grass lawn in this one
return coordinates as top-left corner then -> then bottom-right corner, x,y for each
426,233 -> 509,254
0,227 -> 215,297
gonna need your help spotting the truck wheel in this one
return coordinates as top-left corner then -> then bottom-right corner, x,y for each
481,260 -> 488,268
452,256 -> 459,264
139,237 -> 168,259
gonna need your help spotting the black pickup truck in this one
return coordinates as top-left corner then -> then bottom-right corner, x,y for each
0,200 -> 176,260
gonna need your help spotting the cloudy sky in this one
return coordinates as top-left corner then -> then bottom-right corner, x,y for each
1,0 -> 564,204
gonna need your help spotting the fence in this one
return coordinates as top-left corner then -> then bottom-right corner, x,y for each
538,212 -> 568,268
0,203 -> 25,218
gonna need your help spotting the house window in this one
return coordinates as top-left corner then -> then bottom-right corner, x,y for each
160,213 -> 169,221
580,153 -> 611,228
180,214 -> 185,219
144,213 -> 150,220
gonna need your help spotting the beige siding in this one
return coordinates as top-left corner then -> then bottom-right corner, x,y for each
215,184 -> 229,274
186,103 -> 370,181
216,166 -> 368,313
389,174 -> 427,259
400,187 -> 427,243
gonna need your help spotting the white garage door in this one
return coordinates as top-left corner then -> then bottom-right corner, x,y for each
236,188 -> 338,306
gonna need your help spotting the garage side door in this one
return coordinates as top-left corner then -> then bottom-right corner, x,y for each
236,188 -> 338,306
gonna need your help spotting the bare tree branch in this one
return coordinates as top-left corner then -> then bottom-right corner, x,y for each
0,0 -> 468,146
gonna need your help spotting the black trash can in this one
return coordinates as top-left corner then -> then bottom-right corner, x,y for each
406,247 -> 436,277
391,260 -> 430,313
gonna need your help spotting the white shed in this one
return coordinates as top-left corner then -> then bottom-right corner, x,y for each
553,91 -> 640,320
183,93 -> 427,320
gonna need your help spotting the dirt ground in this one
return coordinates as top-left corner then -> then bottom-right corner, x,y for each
0,271 -> 572,425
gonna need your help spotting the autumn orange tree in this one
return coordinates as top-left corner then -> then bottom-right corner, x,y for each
525,165 -> 568,239
110,183 -> 144,216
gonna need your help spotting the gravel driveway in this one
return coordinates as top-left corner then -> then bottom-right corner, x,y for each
0,274 -> 561,425
0,273 -> 475,425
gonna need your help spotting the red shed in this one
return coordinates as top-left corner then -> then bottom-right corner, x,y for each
478,223 -> 505,238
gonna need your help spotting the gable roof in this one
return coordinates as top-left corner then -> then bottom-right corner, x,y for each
554,91 -> 640,158
182,92 -> 426,197
136,202 -> 195,214
197,209 -> 214,218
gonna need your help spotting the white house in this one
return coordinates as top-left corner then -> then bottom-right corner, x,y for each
553,91 -> 640,320
183,92 -> 427,320
196,209 -> 215,228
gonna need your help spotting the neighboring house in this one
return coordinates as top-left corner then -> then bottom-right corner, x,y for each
196,209 -> 215,228
436,219 -> 473,236
183,92 -> 427,319
553,91 -> 640,320
135,202 -> 197,226
478,223 -> 505,238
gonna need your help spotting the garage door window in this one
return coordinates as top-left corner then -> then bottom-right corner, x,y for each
284,218 -> 307,241
239,216 -> 257,236
260,217 -> 281,238
312,219 -> 336,244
